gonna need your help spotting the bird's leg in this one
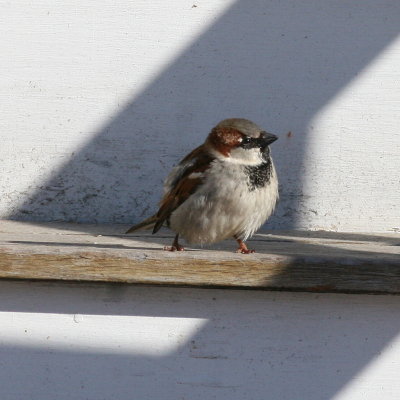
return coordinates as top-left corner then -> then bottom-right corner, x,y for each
164,234 -> 185,252
234,236 -> 255,254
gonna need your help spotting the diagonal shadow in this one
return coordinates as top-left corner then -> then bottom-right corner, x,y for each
1,281 -> 400,400
7,1 -> 400,230
3,2 -> 400,399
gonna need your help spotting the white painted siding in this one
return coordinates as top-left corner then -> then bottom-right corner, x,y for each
1,281 -> 400,400
1,1 -> 399,231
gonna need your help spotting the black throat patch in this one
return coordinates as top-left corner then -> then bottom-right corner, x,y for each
245,159 -> 272,191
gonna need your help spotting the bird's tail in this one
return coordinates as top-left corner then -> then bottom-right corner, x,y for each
125,214 -> 158,234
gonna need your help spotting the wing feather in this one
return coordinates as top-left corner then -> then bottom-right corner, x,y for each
152,146 -> 214,233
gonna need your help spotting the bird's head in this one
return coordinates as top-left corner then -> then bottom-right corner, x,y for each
206,118 -> 278,164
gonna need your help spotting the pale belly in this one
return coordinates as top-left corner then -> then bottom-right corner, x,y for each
169,162 -> 278,244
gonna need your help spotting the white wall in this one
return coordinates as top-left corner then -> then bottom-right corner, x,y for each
1,281 -> 400,400
1,1 -> 399,231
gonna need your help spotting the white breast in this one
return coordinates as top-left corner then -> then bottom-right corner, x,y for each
169,159 -> 279,244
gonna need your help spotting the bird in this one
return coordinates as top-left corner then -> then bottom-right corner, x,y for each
125,118 -> 279,253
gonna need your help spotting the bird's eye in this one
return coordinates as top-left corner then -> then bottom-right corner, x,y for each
241,136 -> 251,144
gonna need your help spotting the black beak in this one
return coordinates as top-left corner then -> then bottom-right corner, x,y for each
260,131 -> 278,146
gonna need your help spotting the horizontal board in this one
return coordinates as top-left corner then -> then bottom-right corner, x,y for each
0,221 -> 399,294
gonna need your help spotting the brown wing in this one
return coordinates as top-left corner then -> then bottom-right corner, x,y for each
152,147 -> 214,233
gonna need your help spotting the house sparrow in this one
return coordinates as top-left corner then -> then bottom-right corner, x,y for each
126,118 -> 279,253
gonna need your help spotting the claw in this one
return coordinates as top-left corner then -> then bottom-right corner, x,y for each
234,236 -> 255,254
163,245 -> 185,252
164,234 -> 184,252
236,247 -> 255,254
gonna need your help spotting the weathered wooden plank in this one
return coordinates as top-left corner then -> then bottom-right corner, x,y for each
0,221 -> 399,294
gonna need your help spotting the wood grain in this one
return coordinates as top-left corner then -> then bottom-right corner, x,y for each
0,221 -> 399,294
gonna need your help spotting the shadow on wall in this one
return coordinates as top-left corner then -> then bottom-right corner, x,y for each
9,1 -> 400,229
1,282 -> 400,400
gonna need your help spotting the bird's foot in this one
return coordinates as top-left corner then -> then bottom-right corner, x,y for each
236,247 -> 255,254
164,234 -> 184,251
163,245 -> 185,252
235,237 -> 255,254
